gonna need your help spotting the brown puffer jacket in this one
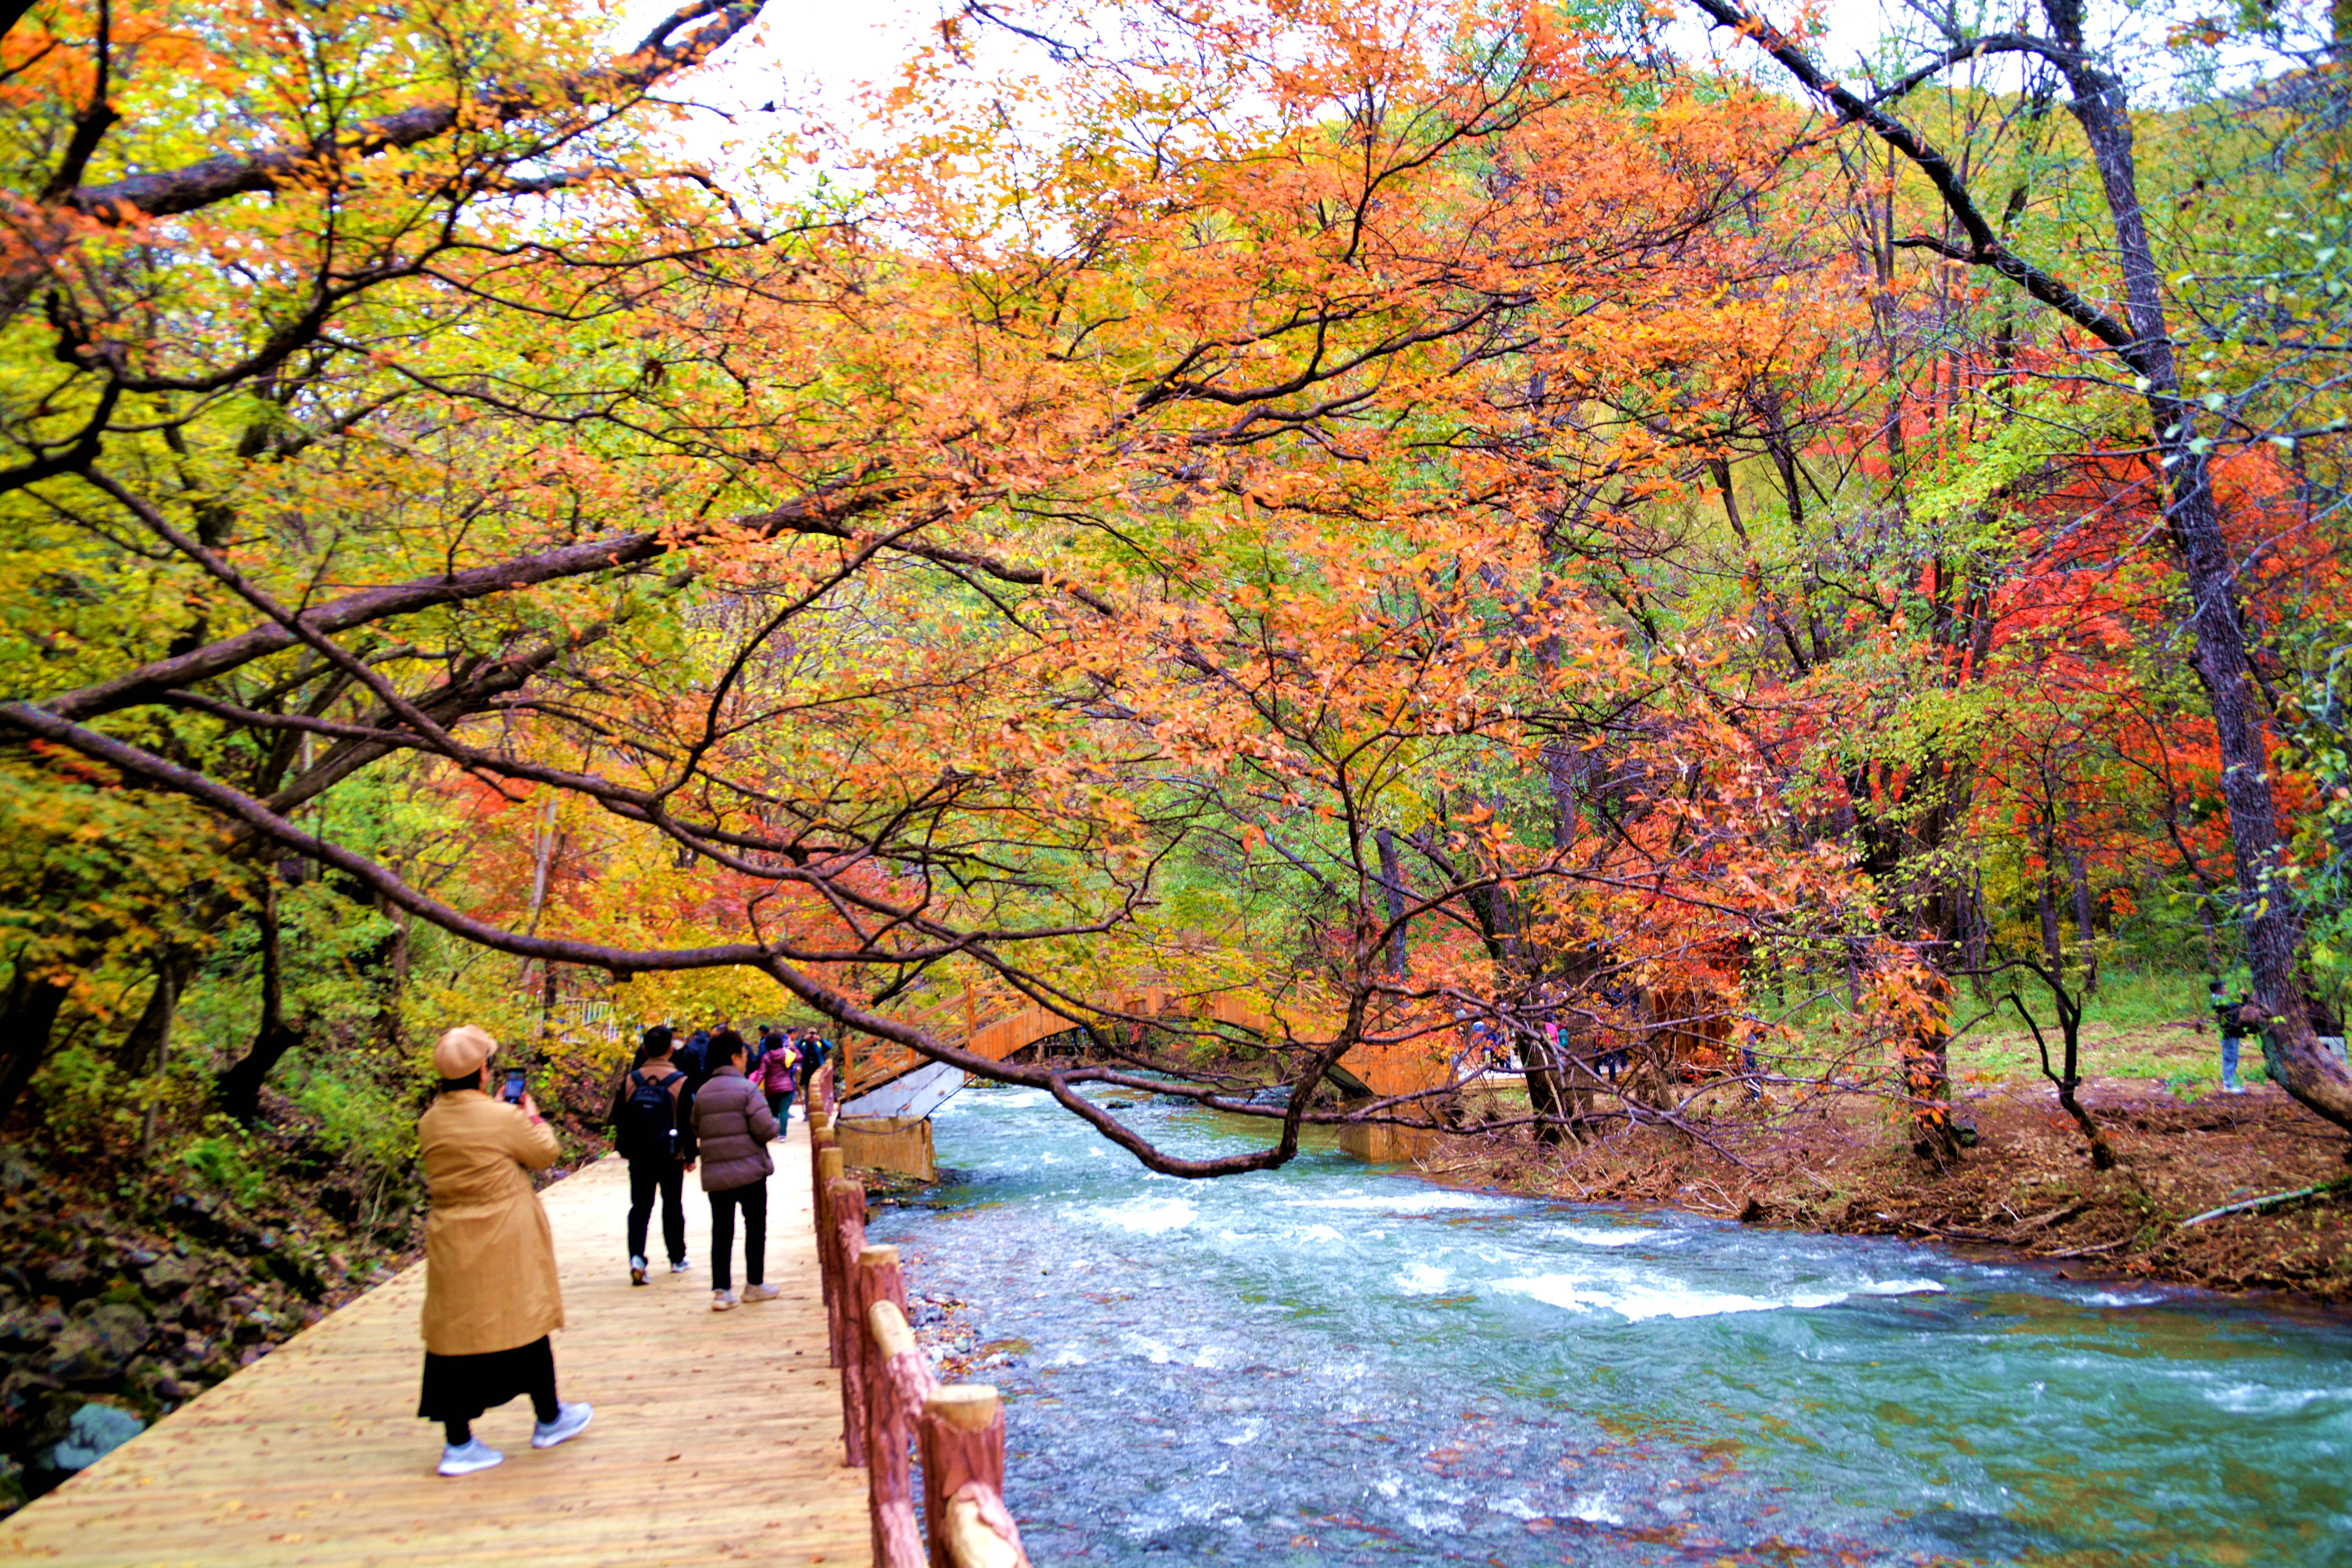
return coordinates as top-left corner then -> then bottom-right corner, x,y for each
692,1065 -> 779,1192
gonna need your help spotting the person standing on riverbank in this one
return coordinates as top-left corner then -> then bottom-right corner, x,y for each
2210,982 -> 2254,1094
608,1025 -> 692,1286
693,1031 -> 780,1311
416,1025 -> 592,1476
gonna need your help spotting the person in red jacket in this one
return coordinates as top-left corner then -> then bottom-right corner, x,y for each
754,1027 -> 800,1125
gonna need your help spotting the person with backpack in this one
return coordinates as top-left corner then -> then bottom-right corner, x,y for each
607,1025 -> 693,1285
754,1025 -> 799,1125
795,1030 -> 824,1104
691,1029 -> 779,1311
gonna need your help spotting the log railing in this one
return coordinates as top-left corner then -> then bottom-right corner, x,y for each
807,1062 -> 1032,1568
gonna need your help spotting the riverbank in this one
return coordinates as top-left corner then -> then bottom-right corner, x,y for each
1415,1076 -> 2352,1306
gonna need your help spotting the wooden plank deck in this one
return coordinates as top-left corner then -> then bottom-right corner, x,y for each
0,1118 -> 868,1567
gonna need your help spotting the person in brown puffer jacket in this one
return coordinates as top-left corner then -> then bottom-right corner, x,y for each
691,1030 -> 780,1310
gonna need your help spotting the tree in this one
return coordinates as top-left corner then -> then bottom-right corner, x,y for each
1684,0 -> 2352,1131
2,0 -> 1860,1170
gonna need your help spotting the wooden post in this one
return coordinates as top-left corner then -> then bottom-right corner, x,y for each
826,1177 -> 869,1463
857,1247 -> 914,1566
866,1299 -> 931,1568
855,1244 -> 908,1415
815,1142 -> 843,1323
920,1385 -> 1030,1568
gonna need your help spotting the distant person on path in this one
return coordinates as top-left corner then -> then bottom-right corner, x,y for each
754,1024 -> 800,1126
798,1031 -> 832,1107
675,1024 -> 712,1091
416,1024 -> 592,1477
2209,982 -> 2254,1094
608,1024 -> 693,1285
693,1029 -> 780,1311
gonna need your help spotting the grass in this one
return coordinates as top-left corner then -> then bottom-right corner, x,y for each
1947,964 -> 2239,1086
1950,967 -> 2252,1094
1754,968 -> 2269,1099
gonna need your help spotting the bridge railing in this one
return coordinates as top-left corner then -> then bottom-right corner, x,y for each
806,1064 -> 1032,1568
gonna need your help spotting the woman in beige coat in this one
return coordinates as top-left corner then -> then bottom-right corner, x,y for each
416,1025 -> 592,1476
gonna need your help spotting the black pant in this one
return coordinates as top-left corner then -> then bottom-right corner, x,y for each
709,1182 -> 767,1292
424,1337 -> 559,1445
628,1156 -> 687,1265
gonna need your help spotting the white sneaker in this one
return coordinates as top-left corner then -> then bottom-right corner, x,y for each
711,1289 -> 736,1312
531,1401 -> 593,1450
670,1256 -> 691,1274
742,1283 -> 780,1303
438,1438 -> 504,1477
629,1254 -> 648,1287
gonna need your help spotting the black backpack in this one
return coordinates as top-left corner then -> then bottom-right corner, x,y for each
619,1069 -> 683,1160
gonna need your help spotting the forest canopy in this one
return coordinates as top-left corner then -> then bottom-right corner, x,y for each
6,0 -> 2352,1178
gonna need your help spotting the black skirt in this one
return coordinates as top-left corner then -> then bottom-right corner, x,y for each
416,1335 -> 554,1421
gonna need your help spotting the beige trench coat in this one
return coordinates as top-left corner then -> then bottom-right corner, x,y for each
417,1090 -> 564,1356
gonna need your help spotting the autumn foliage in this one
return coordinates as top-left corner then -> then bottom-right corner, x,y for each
4,0 -> 2352,1171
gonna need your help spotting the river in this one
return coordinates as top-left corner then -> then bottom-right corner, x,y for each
861,1085 -> 2351,1566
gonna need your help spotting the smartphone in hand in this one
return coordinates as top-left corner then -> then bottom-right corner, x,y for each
501,1069 -> 527,1104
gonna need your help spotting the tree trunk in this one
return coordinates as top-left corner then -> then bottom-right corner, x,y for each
116,955 -> 185,1076
1374,827 -> 1408,977
0,966 -> 70,1121
2042,0 -> 2349,1127
379,905 -> 411,1052
219,882 -> 301,1123
2063,837 -> 2099,998
2037,833 -> 2065,971
1899,955 -> 1960,1166
1522,1028 -> 1571,1147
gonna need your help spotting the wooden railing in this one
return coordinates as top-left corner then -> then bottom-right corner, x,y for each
806,1063 -> 1033,1568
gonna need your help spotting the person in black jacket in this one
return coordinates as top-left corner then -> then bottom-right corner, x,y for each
673,1025 -> 710,1091
607,1025 -> 693,1284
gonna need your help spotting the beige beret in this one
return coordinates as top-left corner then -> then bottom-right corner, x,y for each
432,1024 -> 500,1080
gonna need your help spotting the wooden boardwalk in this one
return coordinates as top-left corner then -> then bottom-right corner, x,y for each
1,1119 -> 867,1567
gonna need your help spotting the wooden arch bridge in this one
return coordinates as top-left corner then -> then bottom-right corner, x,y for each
838,982 -> 1452,1111
830,977 -> 1744,1173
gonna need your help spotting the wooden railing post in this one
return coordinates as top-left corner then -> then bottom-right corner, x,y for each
921,1385 -> 1030,1568
826,1176 -> 869,1465
855,1244 -> 907,1428
818,1147 -> 847,1354
856,1248 -> 913,1565
866,1299 -> 931,1568
813,1127 -> 839,1315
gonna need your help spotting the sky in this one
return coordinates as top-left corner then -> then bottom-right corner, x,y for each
615,0 -> 1919,182
615,0 -> 2268,187
671,0 -> 1908,121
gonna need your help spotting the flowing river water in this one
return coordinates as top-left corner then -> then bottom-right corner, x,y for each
862,1086 -> 2351,1566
